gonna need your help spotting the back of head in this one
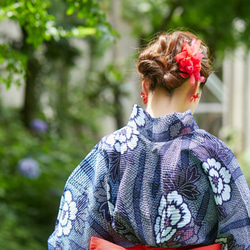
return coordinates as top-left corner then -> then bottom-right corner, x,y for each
137,30 -> 213,93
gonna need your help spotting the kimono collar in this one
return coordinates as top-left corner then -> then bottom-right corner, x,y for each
127,105 -> 199,142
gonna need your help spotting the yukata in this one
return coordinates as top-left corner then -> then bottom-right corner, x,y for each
48,105 -> 250,250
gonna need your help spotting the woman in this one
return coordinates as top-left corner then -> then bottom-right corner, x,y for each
48,30 -> 250,249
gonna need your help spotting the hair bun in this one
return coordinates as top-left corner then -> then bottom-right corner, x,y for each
137,31 -> 212,93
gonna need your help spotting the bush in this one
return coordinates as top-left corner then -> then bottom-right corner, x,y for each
0,107 -> 96,249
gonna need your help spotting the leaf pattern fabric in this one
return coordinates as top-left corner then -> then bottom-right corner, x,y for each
48,105 -> 250,250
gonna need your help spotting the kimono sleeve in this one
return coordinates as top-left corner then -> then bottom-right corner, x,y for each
47,144 -> 122,250
202,149 -> 250,249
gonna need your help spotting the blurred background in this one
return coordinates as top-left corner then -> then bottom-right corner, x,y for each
1,0 -> 250,249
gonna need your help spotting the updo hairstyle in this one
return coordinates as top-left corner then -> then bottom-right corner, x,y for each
137,31 -> 213,93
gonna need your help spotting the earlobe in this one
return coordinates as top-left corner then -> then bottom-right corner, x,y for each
141,80 -> 149,105
190,93 -> 200,103
140,92 -> 148,104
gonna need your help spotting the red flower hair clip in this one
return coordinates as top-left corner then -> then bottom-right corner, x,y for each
175,39 -> 206,86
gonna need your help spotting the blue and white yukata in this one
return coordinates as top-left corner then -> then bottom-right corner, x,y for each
48,105 -> 250,250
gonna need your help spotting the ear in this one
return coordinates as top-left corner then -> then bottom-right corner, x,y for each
142,79 -> 149,95
190,81 -> 201,100
193,81 -> 200,94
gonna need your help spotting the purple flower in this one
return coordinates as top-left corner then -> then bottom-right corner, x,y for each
30,119 -> 48,132
18,158 -> 41,179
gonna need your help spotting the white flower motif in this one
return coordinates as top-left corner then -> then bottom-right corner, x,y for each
128,106 -> 146,129
154,191 -> 191,244
57,190 -> 77,237
114,127 -> 139,154
105,133 -> 116,146
202,158 -> 231,205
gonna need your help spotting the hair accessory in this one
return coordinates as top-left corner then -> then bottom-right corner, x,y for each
140,92 -> 148,104
175,39 -> 206,86
190,93 -> 200,103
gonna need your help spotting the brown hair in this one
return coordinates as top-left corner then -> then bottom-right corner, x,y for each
137,31 -> 213,93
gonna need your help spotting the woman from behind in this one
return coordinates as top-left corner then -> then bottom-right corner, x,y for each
48,30 -> 250,250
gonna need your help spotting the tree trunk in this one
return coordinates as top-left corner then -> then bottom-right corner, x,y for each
20,27 -> 40,128
21,55 -> 40,127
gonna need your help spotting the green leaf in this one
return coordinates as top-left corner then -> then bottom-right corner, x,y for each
26,1 -> 36,13
69,26 -> 96,37
66,5 -> 75,15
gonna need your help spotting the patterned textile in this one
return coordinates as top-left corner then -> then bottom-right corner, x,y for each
48,105 -> 250,250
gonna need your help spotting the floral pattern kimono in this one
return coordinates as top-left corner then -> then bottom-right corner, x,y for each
48,105 -> 250,250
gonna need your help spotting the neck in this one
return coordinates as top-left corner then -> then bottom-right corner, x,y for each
146,83 -> 195,118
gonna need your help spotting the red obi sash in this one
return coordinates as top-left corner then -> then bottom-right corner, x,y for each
89,237 -> 222,250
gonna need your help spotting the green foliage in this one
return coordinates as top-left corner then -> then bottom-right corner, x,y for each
0,0 -> 54,49
83,63 -> 130,128
0,44 -> 27,88
122,0 -> 250,57
0,0 -> 116,48
0,0 -> 117,88
121,0 -> 171,38
0,107 -> 97,249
